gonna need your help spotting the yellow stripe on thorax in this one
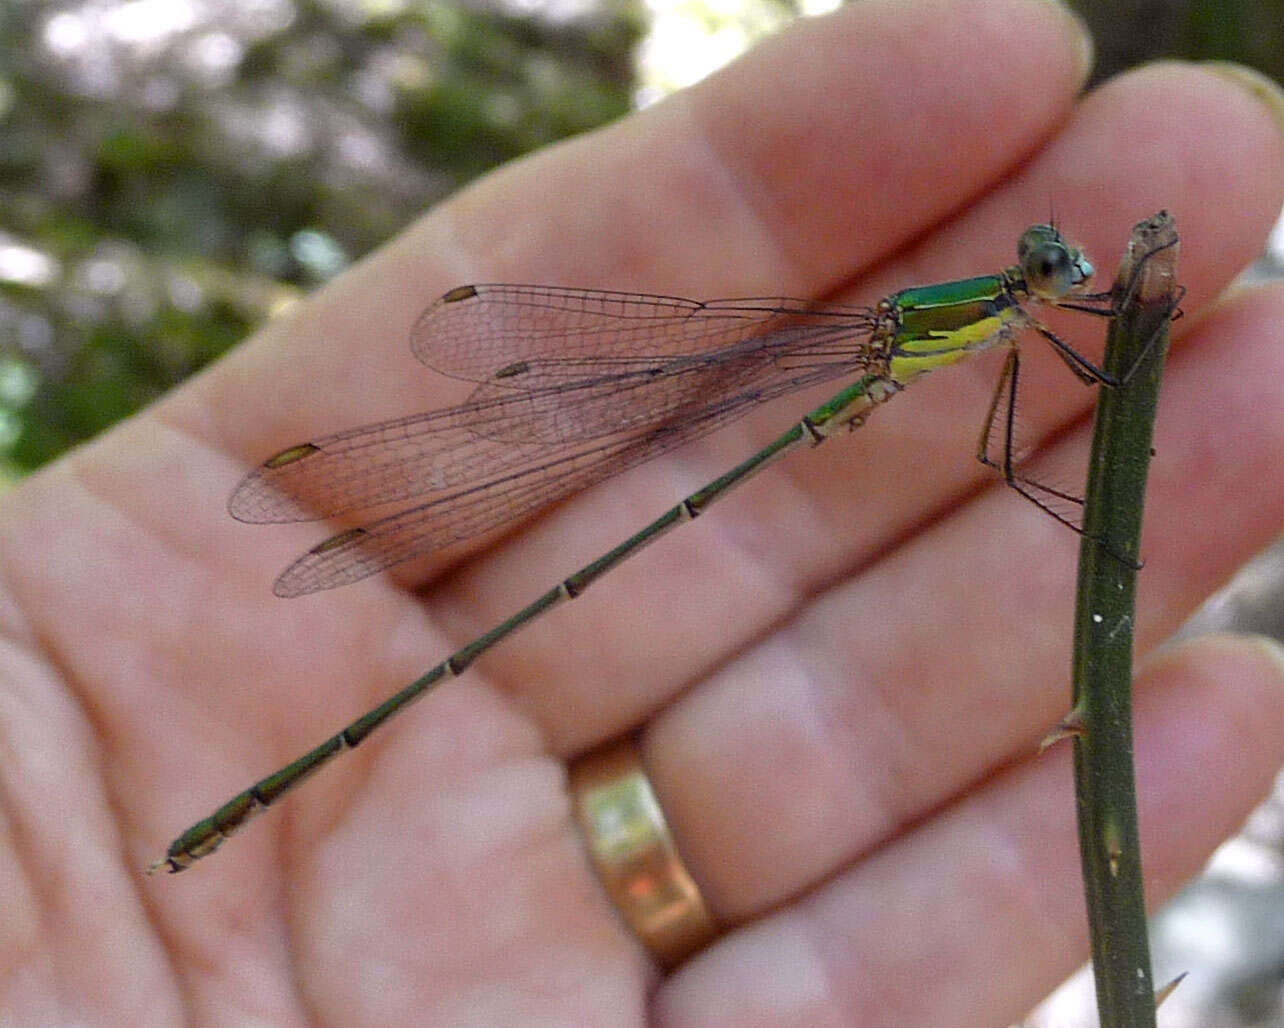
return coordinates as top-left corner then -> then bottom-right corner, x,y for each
885,273 -> 1023,385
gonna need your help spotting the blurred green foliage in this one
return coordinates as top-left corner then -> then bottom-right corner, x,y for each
0,0 -> 641,473
1072,0 -> 1284,88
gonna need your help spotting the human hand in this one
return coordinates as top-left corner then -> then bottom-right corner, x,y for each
5,0 -> 1284,1023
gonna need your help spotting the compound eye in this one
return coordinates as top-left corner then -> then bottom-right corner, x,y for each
1024,241 -> 1079,298
1017,224 -> 1059,263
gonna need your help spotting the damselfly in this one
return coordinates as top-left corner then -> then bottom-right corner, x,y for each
151,223 -> 1133,872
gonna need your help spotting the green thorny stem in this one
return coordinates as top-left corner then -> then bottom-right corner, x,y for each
1069,210 -> 1180,1027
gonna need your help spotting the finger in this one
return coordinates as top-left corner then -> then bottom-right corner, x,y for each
652,635 -> 1284,1027
641,279 -> 1284,916
183,0 -> 1093,462
434,62 -> 1284,750
153,0 -> 1095,605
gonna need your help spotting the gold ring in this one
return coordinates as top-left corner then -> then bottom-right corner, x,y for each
568,737 -> 718,967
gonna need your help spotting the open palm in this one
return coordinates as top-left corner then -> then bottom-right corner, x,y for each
6,1 -> 1284,1024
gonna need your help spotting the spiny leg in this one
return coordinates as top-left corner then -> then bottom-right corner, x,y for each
976,346 -> 1087,528
976,345 -> 1140,568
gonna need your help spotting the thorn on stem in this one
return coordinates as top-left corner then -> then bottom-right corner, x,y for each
1039,708 -> 1086,751
1155,971 -> 1188,1008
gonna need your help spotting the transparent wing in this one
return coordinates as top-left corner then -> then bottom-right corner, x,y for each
412,284 -> 872,385
268,360 -> 857,596
230,286 -> 882,595
231,288 -> 877,525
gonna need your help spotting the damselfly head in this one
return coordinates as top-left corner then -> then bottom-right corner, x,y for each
1017,223 -> 1094,300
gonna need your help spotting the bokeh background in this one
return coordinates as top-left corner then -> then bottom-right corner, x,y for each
2,1 -> 1283,1024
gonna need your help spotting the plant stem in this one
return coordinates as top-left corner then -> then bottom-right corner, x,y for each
1071,211 -> 1180,1027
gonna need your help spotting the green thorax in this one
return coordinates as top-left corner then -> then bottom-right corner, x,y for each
885,270 -> 1027,384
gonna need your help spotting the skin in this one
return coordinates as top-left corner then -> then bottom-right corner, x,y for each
4,0 -> 1284,1023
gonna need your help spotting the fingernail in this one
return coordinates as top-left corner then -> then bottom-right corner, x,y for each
1202,62 -> 1284,142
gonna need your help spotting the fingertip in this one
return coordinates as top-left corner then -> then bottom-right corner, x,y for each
1200,61 -> 1284,153
1144,631 -> 1284,702
1034,0 -> 1095,88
